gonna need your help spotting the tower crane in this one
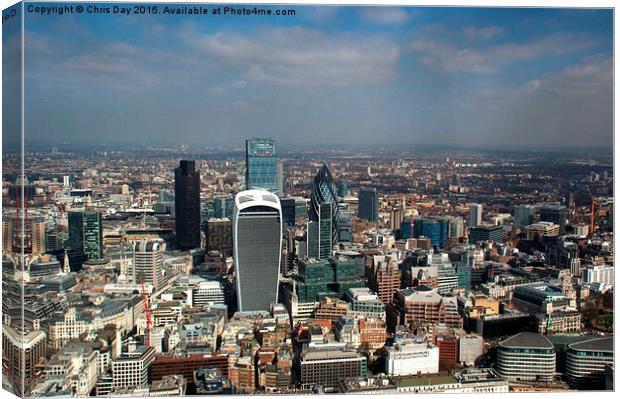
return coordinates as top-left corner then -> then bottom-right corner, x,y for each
140,277 -> 152,347
588,187 -> 597,235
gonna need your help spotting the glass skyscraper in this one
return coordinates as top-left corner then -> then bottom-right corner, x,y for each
280,198 -> 296,228
468,203 -> 483,227
307,202 -> 333,260
212,195 -> 234,219
338,211 -> 353,242
540,204 -> 568,234
68,211 -> 103,260
174,160 -> 201,250
310,164 -> 340,243
245,138 -> 280,195
409,217 -> 449,249
233,189 -> 282,312
514,205 -> 535,227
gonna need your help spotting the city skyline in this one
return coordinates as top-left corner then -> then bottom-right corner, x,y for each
1,131 -> 614,395
1,2 -> 615,397
2,4 -> 613,149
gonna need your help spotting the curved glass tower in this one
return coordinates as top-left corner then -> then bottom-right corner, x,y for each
310,164 -> 340,243
233,189 -> 282,311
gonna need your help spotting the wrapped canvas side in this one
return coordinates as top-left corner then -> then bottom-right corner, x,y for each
3,2 -> 33,398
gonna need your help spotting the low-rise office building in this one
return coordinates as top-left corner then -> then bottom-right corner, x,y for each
565,337 -> 613,390
299,347 -> 367,389
111,346 -> 157,390
384,338 -> 439,376
395,368 -> 508,393
497,332 -> 555,383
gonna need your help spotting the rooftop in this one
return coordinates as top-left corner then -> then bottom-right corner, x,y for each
499,332 -> 554,350
396,375 -> 458,388
302,348 -> 364,361
569,337 -> 613,353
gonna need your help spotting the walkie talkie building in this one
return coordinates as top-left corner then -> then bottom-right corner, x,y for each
233,189 -> 282,312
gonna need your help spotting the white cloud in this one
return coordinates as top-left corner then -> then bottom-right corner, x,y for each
410,40 -> 493,73
306,6 -> 338,22
189,26 -> 400,87
410,32 -> 595,74
360,7 -> 410,25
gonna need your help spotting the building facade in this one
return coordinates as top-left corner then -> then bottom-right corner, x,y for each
299,348 -> 367,388
565,337 -> 613,389
68,211 -> 103,260
111,346 -> 157,390
233,190 -> 282,312
205,218 -> 233,257
307,202 -> 333,260
245,138 -> 279,195
358,188 -> 379,222
496,333 -> 555,383
174,160 -> 201,250
132,239 -> 165,290
384,339 -> 439,376
309,164 -> 340,243
468,204 -> 482,227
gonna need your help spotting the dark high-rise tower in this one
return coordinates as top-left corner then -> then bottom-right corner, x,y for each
68,211 -> 103,259
310,164 -> 340,243
539,204 -> 568,234
280,198 -> 296,228
358,188 -> 378,222
174,160 -> 201,250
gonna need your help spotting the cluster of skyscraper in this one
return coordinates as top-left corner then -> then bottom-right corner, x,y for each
172,139 -> 290,312
170,138 -> 382,314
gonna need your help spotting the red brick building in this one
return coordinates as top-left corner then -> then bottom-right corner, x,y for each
358,318 -> 387,351
368,255 -> 401,304
436,335 -> 458,371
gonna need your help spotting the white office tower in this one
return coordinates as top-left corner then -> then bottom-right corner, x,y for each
468,203 -> 482,227
132,239 -> 165,290
233,189 -> 282,312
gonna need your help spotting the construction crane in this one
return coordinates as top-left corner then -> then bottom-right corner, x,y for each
140,277 -> 152,347
588,187 -> 597,235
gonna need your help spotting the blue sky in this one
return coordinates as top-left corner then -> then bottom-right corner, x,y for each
4,4 -> 614,148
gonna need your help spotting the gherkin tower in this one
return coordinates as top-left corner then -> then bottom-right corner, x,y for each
309,164 -> 340,243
